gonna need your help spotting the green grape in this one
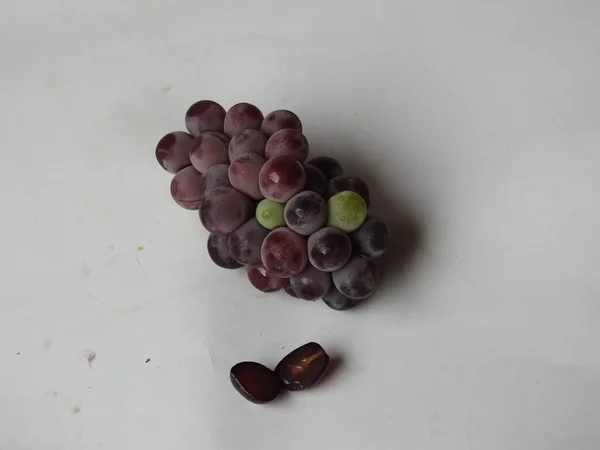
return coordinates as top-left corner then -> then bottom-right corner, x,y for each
326,191 -> 367,232
256,199 -> 285,230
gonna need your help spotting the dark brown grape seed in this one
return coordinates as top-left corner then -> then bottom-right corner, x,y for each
303,164 -> 328,197
260,110 -> 302,137
230,361 -> 281,404
170,165 -> 204,210
224,102 -> 264,137
328,175 -> 370,207
247,265 -> 287,293
307,156 -> 343,181
275,342 -> 329,391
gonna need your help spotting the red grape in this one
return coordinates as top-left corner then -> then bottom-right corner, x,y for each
307,156 -> 343,181
247,265 -> 287,293
228,218 -> 269,267
328,175 -> 370,207
170,165 -> 204,210
284,191 -> 327,236
258,156 -> 306,203
204,131 -> 230,146
207,233 -> 243,269
265,129 -> 309,162
185,100 -> 226,136
228,129 -> 267,161
261,228 -> 307,278
229,153 -> 266,200
332,256 -> 380,299
260,110 -> 302,137
322,285 -> 363,311
289,264 -> 332,300
224,102 -> 264,137
189,133 -> 229,173
155,131 -> 193,174
307,227 -> 352,272
350,216 -> 391,257
303,164 -> 327,197
199,186 -> 254,235
199,164 -> 231,199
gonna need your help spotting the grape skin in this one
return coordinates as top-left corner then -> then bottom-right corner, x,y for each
322,285 -> 363,311
229,153 -> 266,200
332,256 -> 380,299
156,131 -> 193,174
350,216 -> 391,258
170,165 -> 204,210
303,164 -> 328,197
228,218 -> 270,267
307,227 -> 352,272
247,265 -> 287,293
307,156 -> 343,181
261,228 -> 307,278
265,129 -> 309,162
199,186 -> 254,236
260,110 -> 302,137
284,191 -> 327,236
189,133 -> 230,173
228,129 -> 267,161
258,156 -> 306,203
207,233 -> 243,269
290,264 -> 332,300
199,164 -> 231,199
328,175 -> 370,207
185,100 -> 226,136
224,103 -> 264,137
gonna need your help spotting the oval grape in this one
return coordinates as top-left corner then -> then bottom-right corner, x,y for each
156,131 -> 193,173
260,110 -> 302,137
170,165 -> 204,210
284,191 -> 327,236
185,100 -> 226,136
261,228 -> 307,278
207,233 -> 243,269
258,156 -> 306,203
307,227 -> 352,272
351,216 -> 391,257
224,102 -> 264,137
189,133 -> 229,173
199,186 -> 254,235
228,129 -> 267,161
265,129 -> 309,162
289,264 -> 332,300
332,255 -> 380,299
229,153 -> 266,200
228,217 -> 269,267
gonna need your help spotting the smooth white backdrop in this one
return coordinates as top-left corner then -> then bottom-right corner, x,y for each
1,0 -> 599,448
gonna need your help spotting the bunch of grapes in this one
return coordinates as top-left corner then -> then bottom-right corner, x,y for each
156,100 -> 390,311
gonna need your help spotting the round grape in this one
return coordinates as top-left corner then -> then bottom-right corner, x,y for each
265,129 -> 309,162
156,131 -> 193,173
199,186 -> 254,235
328,175 -> 370,207
283,279 -> 299,298
260,110 -> 302,137
351,216 -> 391,258
185,100 -> 226,136
322,285 -> 363,311
228,218 -> 269,267
255,199 -> 285,230
258,156 -> 306,203
247,265 -> 287,293
170,165 -> 204,210
207,233 -> 243,269
327,191 -> 367,232
189,133 -> 229,173
303,164 -> 327,197
204,131 -> 230,146
307,227 -> 352,272
332,255 -> 380,299
199,164 -> 231,199
228,129 -> 267,161
307,156 -> 343,180
290,264 -> 332,300
229,153 -> 265,200
261,228 -> 307,278
284,191 -> 327,236
224,103 -> 264,137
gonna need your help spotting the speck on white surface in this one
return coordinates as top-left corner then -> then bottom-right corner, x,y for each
1,0 -> 600,449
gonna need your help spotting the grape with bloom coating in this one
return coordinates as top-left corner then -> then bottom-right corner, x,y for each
255,199 -> 285,230
207,233 -> 242,269
328,175 -> 370,207
189,133 -> 229,173
289,264 -> 332,300
199,186 -> 254,235
204,131 -> 230,146
156,131 -> 193,173
229,153 -> 265,200
228,129 -> 267,161
258,156 -> 306,203
327,191 -> 367,232
322,285 -> 363,311
247,265 -> 287,293
185,100 -> 226,136
307,227 -> 352,272
283,279 -> 299,298
170,165 -> 204,210
351,216 -> 391,257
284,191 -> 327,236
199,164 -> 230,199
332,256 -> 380,299
261,228 -> 307,277
224,103 -> 263,137
260,110 -> 302,137
307,156 -> 343,180
228,218 -> 269,267
265,129 -> 309,162
303,164 -> 327,197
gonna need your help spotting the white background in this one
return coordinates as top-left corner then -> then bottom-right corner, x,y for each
1,0 -> 599,448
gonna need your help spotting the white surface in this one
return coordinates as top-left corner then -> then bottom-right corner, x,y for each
1,0 -> 600,448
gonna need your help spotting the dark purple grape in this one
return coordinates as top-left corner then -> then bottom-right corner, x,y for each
199,164 -> 231,199
322,285 -> 363,311
228,129 -> 267,161
307,227 -> 352,272
247,265 -> 287,293
283,279 -> 299,298
260,110 -> 302,137
185,100 -> 226,136
228,218 -> 269,267
155,131 -> 193,174
230,361 -> 280,404
307,156 -> 343,180
204,131 -> 230,146
265,129 -> 309,162
170,165 -> 204,210
229,153 -> 266,200
261,228 -> 307,278
207,234 -> 243,269
224,103 -> 264,137
350,216 -> 391,258
328,175 -> 370,207
303,164 -> 327,197
199,186 -> 254,235
332,256 -> 380,299
258,156 -> 306,203
284,191 -> 327,236
189,133 -> 229,173
289,264 -> 332,300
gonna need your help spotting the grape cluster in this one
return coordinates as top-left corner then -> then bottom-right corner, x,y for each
156,100 -> 391,310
